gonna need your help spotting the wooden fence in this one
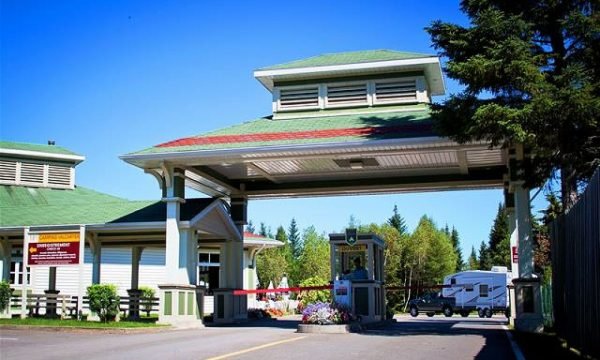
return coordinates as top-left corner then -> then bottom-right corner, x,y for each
10,293 -> 160,319
550,168 -> 600,359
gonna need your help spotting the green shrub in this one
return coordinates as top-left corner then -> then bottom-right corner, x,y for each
298,276 -> 331,309
139,286 -> 156,316
0,281 -> 12,312
87,284 -> 120,322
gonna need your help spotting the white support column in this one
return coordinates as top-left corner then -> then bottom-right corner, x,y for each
77,225 -> 86,319
512,181 -> 543,333
131,247 -> 144,290
514,185 -> 533,278
0,237 -> 11,282
88,234 -> 101,285
21,227 -> 29,318
507,208 -> 519,277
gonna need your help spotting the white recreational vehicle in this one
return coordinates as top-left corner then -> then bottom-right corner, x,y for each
442,266 -> 512,318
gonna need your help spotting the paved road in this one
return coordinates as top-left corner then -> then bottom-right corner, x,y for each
0,315 -> 516,360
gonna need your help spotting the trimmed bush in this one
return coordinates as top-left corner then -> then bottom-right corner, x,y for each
0,281 -> 11,312
87,284 -> 120,322
138,286 -> 156,316
297,276 -> 331,310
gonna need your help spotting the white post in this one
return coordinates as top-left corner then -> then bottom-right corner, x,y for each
77,225 -> 85,319
514,185 -> 533,278
131,247 -> 144,290
0,237 -> 11,282
507,207 -> 519,277
88,233 -> 101,285
21,227 -> 29,318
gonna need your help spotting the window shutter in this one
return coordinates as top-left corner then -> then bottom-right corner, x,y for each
0,160 -> 17,182
374,79 -> 417,103
279,87 -> 319,109
326,83 -> 368,106
48,165 -> 72,187
19,162 -> 44,185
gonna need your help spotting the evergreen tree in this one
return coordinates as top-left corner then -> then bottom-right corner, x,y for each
259,222 -> 268,237
427,1 -> 600,210
246,220 -> 256,234
488,203 -> 511,267
478,241 -> 492,271
388,205 -> 408,236
450,227 -> 465,271
468,246 -> 479,270
288,218 -> 301,259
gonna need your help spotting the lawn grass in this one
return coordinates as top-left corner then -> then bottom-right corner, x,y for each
512,330 -> 586,359
0,317 -> 167,329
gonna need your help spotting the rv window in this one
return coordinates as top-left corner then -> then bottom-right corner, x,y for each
480,284 -> 489,297
465,284 -> 473,292
450,278 -> 456,285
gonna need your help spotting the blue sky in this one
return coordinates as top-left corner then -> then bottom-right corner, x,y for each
1,0 -> 548,258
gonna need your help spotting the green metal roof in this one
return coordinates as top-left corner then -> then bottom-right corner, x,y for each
0,141 -> 82,157
0,185 -> 154,227
257,50 -> 436,71
129,105 -> 434,155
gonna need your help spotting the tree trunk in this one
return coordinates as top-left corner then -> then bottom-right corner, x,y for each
403,267 -> 413,312
561,164 -> 578,210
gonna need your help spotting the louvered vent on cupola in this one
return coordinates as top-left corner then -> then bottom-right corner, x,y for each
326,83 -> 368,106
0,159 -> 74,189
374,79 -> 417,103
279,87 -> 319,109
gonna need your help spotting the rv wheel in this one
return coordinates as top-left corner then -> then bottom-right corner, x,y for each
410,307 -> 419,317
478,308 -> 485,318
485,308 -> 492,318
443,306 -> 453,317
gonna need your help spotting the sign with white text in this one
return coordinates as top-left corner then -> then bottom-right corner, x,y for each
28,232 -> 80,266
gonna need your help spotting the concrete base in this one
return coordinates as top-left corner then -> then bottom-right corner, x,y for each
157,284 -> 204,328
512,277 -> 544,333
212,289 -> 247,324
297,324 -> 351,334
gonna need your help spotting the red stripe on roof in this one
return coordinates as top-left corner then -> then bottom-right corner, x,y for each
156,123 -> 432,148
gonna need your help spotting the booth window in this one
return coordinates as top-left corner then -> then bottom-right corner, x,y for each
480,284 -> 489,297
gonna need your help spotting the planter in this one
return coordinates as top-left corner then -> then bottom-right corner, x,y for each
297,323 -> 351,334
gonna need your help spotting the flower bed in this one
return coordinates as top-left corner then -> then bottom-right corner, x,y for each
301,302 -> 351,325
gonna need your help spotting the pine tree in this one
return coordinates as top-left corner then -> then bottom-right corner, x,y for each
288,218 -> 301,259
488,203 -> 510,267
388,205 -> 408,236
259,222 -> 268,237
246,220 -> 256,234
468,246 -> 478,270
450,227 -> 465,271
427,1 -> 600,210
478,241 -> 492,271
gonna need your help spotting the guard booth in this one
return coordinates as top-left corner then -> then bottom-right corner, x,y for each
329,230 -> 385,323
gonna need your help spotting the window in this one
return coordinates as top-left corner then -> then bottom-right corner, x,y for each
465,284 -> 474,292
10,256 -> 30,286
480,284 -> 489,297
450,278 -> 456,285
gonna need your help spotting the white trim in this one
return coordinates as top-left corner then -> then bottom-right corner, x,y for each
0,148 -> 85,163
255,57 -> 445,96
121,136 -> 455,164
255,57 -> 439,79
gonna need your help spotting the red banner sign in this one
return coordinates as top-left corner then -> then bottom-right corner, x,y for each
28,238 -> 80,266
512,246 -> 519,263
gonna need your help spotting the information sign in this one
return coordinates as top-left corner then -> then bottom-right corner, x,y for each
28,232 -> 80,266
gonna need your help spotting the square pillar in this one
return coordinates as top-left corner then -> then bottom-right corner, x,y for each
512,183 -> 543,332
213,196 -> 247,323
88,234 -> 101,285
128,247 -> 143,320
0,237 -> 11,282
